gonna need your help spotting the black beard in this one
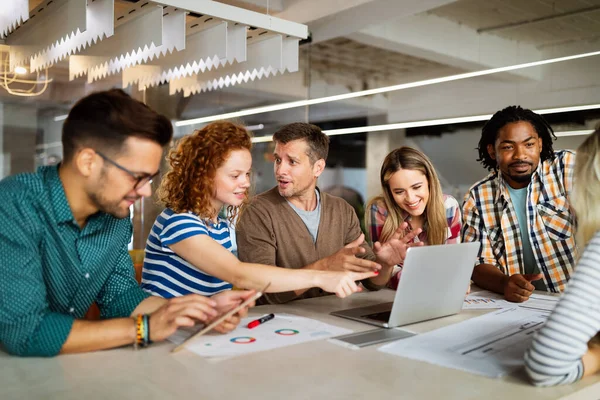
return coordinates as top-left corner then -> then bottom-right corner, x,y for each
509,173 -> 532,183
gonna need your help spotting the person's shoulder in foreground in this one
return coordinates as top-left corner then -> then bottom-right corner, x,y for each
525,129 -> 600,386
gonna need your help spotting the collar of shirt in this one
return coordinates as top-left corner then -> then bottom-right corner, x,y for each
44,165 -> 112,235
45,165 -> 75,225
202,213 -> 229,231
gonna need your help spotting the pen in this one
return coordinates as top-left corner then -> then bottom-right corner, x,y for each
247,313 -> 275,329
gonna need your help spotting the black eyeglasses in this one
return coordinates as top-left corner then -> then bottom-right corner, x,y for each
96,151 -> 159,190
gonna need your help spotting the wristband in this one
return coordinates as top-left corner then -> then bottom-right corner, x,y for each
134,314 -> 152,349
143,314 -> 153,346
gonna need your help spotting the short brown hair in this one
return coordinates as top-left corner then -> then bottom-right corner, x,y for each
157,121 -> 252,221
272,122 -> 329,164
62,89 -> 173,161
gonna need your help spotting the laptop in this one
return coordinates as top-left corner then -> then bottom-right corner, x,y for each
331,242 -> 479,328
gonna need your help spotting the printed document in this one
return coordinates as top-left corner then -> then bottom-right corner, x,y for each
379,307 -> 549,378
171,313 -> 351,359
463,290 -> 558,311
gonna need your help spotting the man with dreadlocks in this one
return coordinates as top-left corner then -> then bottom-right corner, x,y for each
462,106 -> 576,302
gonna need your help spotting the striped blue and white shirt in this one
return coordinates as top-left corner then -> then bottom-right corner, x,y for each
524,230 -> 600,386
141,208 -> 234,298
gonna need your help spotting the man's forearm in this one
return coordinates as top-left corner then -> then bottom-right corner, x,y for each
60,318 -> 136,354
131,296 -> 167,316
59,296 -> 168,354
472,263 -> 509,294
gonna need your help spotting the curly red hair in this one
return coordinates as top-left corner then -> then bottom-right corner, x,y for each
158,121 -> 252,221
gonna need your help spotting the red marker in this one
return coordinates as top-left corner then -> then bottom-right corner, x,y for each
247,313 -> 275,329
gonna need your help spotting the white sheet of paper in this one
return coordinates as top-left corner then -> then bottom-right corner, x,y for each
378,307 -> 550,378
519,293 -> 559,312
463,290 -> 559,311
179,313 -> 351,358
463,290 -> 511,309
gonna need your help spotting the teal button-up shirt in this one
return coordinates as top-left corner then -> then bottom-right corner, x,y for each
0,166 -> 150,356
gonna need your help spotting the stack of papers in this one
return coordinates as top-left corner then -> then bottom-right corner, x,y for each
379,307 -> 549,378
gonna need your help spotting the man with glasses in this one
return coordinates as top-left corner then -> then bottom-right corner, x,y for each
0,89 -> 254,357
96,150 -> 160,193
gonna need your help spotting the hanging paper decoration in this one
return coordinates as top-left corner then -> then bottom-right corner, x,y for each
170,35 -> 299,96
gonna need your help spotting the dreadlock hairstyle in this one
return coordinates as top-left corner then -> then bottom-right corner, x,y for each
477,105 -> 557,171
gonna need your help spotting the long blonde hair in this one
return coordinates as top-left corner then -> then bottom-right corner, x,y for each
573,129 -> 600,247
365,147 -> 447,245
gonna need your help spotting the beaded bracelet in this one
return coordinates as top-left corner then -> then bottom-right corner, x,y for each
133,314 -> 152,349
134,314 -> 144,350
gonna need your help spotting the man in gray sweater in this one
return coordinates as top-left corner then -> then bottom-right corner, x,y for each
237,123 -> 420,304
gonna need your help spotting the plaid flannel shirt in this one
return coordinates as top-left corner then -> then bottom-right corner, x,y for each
461,150 -> 576,293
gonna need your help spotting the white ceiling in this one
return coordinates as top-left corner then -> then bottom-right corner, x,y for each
3,0 -> 599,191
3,0 -> 600,121
430,0 -> 600,48
301,37 -> 449,90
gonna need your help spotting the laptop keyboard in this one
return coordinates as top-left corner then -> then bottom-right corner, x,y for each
362,310 -> 391,322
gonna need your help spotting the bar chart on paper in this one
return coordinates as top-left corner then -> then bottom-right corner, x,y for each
463,296 -> 509,309
462,290 -> 511,309
379,307 -> 550,378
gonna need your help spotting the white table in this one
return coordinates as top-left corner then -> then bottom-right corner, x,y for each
2,290 -> 599,400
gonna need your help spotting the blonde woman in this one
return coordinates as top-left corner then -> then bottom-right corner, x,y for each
365,147 -> 462,289
525,129 -> 600,386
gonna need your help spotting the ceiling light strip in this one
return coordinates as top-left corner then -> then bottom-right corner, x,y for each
251,135 -> 273,143
554,129 -> 595,137
247,104 -> 600,142
175,49 -> 600,127
323,104 -> 600,136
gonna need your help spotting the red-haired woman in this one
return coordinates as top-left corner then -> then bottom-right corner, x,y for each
142,121 -> 376,301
